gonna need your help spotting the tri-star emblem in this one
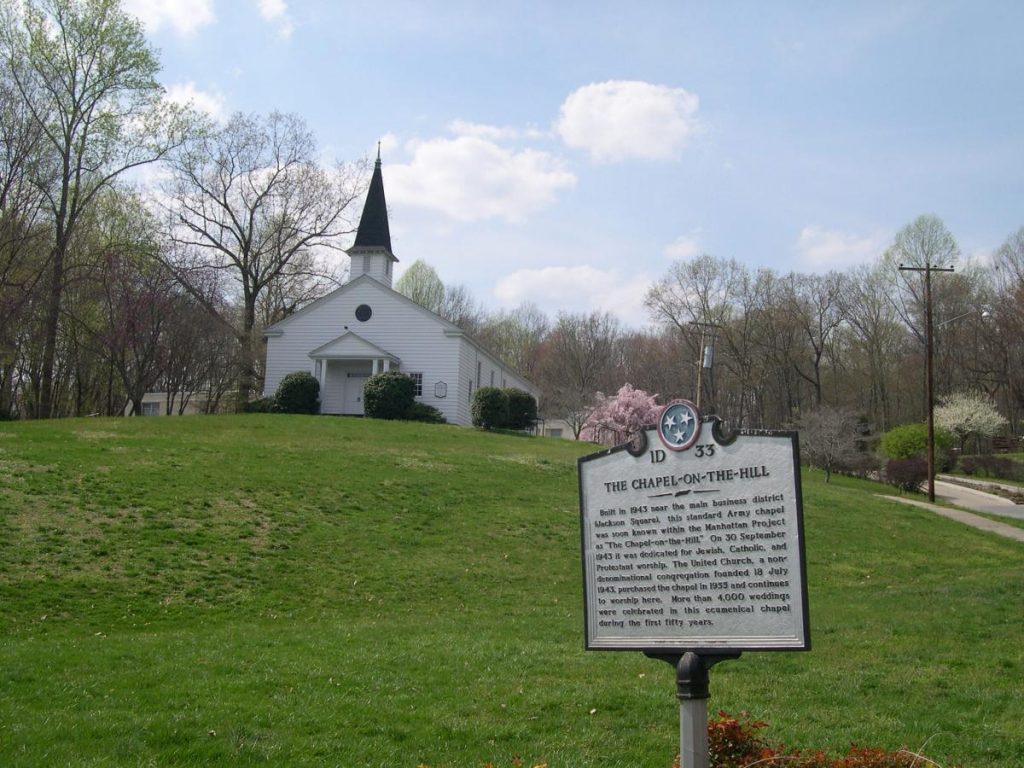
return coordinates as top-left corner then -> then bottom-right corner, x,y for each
657,400 -> 701,451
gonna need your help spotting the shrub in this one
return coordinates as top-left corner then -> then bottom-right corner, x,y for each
405,402 -> 446,424
880,422 -> 955,471
960,456 -> 978,476
884,457 -> 928,492
274,372 -> 319,414
832,451 -> 880,479
671,711 -> 940,768
471,386 -> 509,429
504,388 -> 537,430
363,372 -> 416,420
242,396 -> 277,413
972,454 -> 1024,481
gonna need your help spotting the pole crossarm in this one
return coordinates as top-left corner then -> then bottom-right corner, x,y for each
898,263 -> 955,502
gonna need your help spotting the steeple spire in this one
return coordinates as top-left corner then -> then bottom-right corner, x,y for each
347,148 -> 398,287
352,152 -> 392,251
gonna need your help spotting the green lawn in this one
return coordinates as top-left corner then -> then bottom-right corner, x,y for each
1,416 -> 1022,767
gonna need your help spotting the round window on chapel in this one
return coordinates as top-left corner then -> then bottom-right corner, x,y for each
355,304 -> 372,322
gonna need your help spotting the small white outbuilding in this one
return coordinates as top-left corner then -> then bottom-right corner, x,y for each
262,155 -> 537,426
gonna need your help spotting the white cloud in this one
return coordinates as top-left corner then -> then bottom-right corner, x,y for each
495,266 -> 652,327
164,82 -> 226,122
386,135 -> 576,223
256,0 -> 294,40
556,80 -> 700,162
796,226 -> 888,271
447,120 -> 550,142
124,0 -> 215,36
664,233 -> 702,261
448,120 -> 519,141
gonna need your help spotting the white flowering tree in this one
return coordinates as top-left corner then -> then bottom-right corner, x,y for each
935,391 -> 1007,454
798,406 -> 866,483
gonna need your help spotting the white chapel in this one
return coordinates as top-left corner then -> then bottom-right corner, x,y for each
262,154 -> 537,425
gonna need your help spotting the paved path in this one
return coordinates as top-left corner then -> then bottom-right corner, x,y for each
932,478 -> 1024,519
881,482 -> 1024,543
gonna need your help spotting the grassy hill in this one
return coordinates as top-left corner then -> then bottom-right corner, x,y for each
1,415 -> 1021,767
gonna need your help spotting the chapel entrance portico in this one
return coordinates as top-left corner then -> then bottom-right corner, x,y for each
309,332 -> 400,416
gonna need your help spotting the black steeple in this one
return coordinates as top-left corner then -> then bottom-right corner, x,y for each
352,148 -> 392,252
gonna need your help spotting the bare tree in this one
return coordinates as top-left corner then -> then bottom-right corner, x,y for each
537,310 -> 621,438
838,264 -> 908,431
786,271 -> 844,408
160,111 -> 363,405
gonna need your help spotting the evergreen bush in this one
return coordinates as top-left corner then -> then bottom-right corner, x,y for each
363,372 -> 416,420
274,371 -> 319,414
406,402 -> 446,424
503,388 -> 537,430
242,396 -> 277,413
471,387 -> 509,429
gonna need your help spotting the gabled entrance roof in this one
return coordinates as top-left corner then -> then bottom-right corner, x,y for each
308,331 -> 400,363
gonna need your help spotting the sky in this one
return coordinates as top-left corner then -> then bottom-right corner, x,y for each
125,0 -> 1024,328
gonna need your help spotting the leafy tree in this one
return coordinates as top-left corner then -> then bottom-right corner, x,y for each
395,259 -> 483,332
1,0 -> 189,417
885,215 -> 960,348
395,260 -> 445,314
581,384 -> 659,446
476,304 -> 549,381
934,391 -> 1007,453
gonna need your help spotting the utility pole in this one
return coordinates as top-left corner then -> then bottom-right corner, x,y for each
898,262 -> 954,502
690,321 -> 720,412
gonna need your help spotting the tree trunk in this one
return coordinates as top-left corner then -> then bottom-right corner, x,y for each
37,247 -> 64,418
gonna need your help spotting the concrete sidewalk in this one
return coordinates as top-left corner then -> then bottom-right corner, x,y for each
933,478 -> 1024,519
881,479 -> 1024,543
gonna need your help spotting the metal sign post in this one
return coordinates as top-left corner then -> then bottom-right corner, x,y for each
644,652 -> 739,768
578,401 -> 810,767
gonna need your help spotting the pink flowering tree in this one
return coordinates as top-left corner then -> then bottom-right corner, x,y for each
581,384 -> 661,446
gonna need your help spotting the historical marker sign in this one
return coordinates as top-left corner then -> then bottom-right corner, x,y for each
579,402 -> 810,653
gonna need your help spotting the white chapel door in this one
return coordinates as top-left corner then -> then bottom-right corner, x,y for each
343,372 -> 370,415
